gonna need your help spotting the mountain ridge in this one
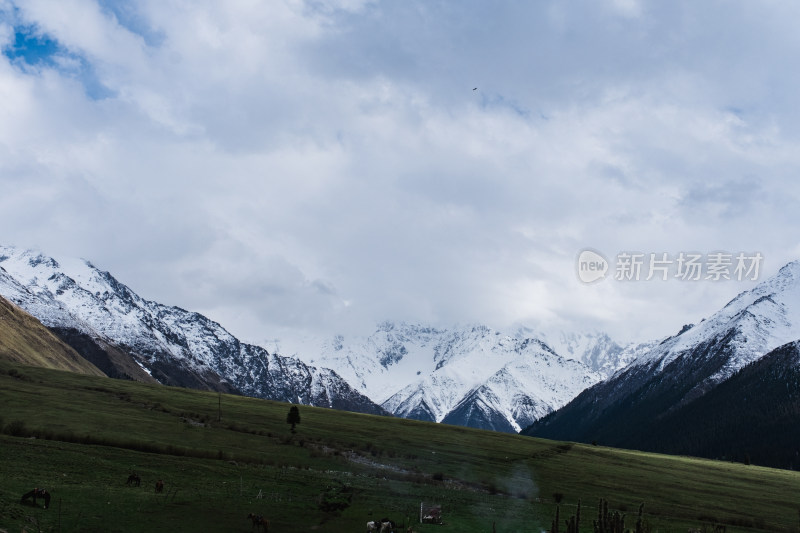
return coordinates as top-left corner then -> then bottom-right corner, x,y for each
524,260 -> 800,468
280,320 -> 635,432
0,246 -> 386,416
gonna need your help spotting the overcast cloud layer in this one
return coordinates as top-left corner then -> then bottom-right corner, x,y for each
2,0 -> 800,345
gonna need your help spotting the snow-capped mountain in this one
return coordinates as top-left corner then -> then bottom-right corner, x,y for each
280,322 -> 607,432
0,246 -> 386,415
525,260 -> 800,449
525,328 -> 642,378
275,321 -> 445,404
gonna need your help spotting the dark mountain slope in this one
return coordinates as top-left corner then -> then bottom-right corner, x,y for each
631,340 -> 800,469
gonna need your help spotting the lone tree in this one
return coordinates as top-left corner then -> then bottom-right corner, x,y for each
287,405 -> 301,433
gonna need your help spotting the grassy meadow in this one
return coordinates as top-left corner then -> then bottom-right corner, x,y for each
0,359 -> 798,532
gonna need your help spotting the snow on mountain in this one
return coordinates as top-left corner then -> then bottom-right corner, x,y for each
439,348 -> 602,432
526,328 -> 641,378
277,321 -> 444,404
628,260 -> 800,386
0,246 -> 385,415
281,321 -> 603,432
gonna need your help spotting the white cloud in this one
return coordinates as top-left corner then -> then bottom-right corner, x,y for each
2,1 -> 800,344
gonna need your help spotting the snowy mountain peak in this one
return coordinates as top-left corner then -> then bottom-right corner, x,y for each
0,245 -> 386,415
532,328 -> 638,378
773,259 -> 800,285
627,260 -> 800,387
284,321 -> 614,432
525,260 -> 800,462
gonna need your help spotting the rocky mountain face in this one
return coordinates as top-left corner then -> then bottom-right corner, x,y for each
524,261 -> 800,467
0,246 -> 386,415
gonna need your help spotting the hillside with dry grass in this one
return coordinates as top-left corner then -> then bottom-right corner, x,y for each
0,295 -> 105,377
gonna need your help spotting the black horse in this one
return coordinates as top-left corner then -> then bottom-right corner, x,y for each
20,488 -> 50,509
126,473 -> 141,486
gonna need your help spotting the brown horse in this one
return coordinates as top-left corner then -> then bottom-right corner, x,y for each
155,479 -> 164,493
247,513 -> 270,532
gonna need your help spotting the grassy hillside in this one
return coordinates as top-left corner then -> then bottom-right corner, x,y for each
0,296 -> 105,377
1,360 -> 799,533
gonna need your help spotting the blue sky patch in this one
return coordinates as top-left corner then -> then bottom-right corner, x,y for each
3,25 -> 59,67
3,25 -> 114,100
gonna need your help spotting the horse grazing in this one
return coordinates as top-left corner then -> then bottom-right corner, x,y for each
126,473 -> 141,486
155,479 -> 164,493
20,488 -> 51,509
247,513 -> 270,532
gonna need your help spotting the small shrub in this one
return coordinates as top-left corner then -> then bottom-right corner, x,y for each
35,428 -> 55,440
4,419 -> 28,437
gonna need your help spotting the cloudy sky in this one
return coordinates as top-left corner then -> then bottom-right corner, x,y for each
2,0 -> 799,345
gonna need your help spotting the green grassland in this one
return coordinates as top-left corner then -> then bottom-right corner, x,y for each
0,359 -> 798,532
